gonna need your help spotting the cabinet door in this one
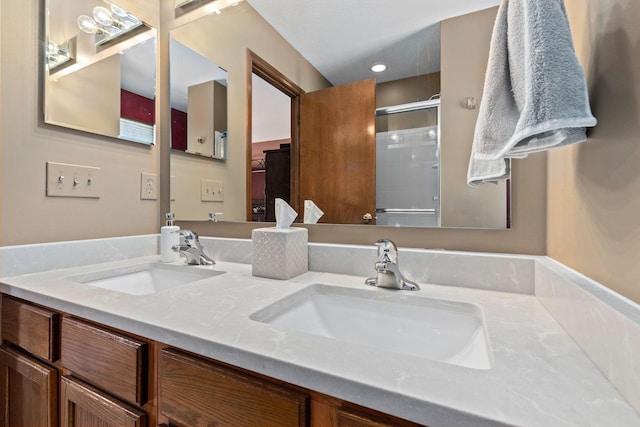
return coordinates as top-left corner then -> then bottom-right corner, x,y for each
0,346 -> 58,427
60,376 -> 146,427
160,348 -> 308,427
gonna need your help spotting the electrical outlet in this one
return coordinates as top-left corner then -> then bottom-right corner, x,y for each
140,172 -> 158,200
46,162 -> 101,198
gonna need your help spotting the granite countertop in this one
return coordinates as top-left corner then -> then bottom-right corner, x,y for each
1,255 -> 639,427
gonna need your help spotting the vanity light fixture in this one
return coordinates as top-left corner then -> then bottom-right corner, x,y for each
77,2 -> 145,47
371,63 -> 387,73
176,0 -> 245,11
46,38 -> 76,72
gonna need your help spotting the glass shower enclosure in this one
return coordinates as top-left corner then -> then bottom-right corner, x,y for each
375,99 -> 441,227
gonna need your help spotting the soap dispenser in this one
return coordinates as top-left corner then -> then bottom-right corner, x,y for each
160,213 -> 180,263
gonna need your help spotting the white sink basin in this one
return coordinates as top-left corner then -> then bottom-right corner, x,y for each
250,284 -> 493,370
67,263 -> 223,296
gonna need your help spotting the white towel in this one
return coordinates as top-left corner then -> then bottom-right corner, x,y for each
467,0 -> 597,186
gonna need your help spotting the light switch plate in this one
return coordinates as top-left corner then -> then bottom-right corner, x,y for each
212,181 -> 224,201
201,179 -> 215,202
201,180 -> 224,202
140,172 -> 158,200
46,162 -> 101,198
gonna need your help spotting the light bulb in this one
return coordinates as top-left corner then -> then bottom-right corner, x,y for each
77,15 -> 99,34
371,63 -> 387,73
93,6 -> 114,26
110,4 -> 129,18
47,41 -> 60,55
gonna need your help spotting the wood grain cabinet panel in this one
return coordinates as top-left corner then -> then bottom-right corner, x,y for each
337,409 -> 425,427
60,376 -> 146,427
159,348 -> 309,427
61,317 -> 148,406
0,346 -> 58,427
1,296 -> 60,361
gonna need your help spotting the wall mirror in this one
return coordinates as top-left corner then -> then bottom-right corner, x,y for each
44,0 -> 158,145
169,0 -> 509,228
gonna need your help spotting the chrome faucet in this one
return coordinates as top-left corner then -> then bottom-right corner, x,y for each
365,239 -> 419,291
173,230 -> 215,265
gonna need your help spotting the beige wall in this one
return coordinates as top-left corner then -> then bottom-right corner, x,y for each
548,0 -> 640,303
1,1 -> 546,257
440,7 -> 508,229
45,55 -> 121,137
1,0 -> 160,245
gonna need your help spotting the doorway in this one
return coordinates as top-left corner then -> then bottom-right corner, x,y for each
246,51 -> 303,221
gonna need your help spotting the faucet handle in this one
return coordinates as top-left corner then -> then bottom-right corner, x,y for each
375,238 -> 398,262
178,229 -> 198,244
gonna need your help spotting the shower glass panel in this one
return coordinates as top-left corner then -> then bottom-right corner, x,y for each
375,101 -> 440,227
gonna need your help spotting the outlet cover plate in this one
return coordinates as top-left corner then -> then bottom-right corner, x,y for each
140,172 -> 158,200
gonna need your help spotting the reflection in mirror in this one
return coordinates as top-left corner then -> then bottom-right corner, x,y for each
169,1 -> 508,228
170,39 -> 228,159
375,100 -> 441,227
44,0 -> 157,145
169,8 -> 235,221
251,74 -> 292,222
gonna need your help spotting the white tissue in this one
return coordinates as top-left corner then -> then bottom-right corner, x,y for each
303,200 -> 324,224
275,198 -> 297,229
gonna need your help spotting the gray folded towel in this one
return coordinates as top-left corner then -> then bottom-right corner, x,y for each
467,0 -> 597,186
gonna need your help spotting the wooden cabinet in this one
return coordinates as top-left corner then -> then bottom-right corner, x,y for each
159,348 -> 308,427
1,293 -> 423,427
60,376 -> 146,427
1,296 -> 59,427
1,295 -> 60,362
61,317 -> 148,406
264,144 -> 291,222
0,346 -> 58,427
337,409 -> 422,427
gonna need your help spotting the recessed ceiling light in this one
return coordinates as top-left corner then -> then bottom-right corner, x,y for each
371,64 -> 387,73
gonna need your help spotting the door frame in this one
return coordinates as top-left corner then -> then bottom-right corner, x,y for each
246,50 -> 304,221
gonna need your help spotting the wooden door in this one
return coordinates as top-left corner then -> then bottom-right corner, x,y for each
0,346 -> 58,427
299,78 -> 376,224
60,376 -> 146,427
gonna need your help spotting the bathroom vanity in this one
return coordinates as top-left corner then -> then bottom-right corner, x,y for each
1,236 -> 639,427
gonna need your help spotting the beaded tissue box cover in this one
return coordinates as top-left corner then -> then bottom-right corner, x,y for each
252,227 -> 308,280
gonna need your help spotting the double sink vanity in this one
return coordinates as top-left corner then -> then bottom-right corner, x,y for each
1,235 -> 639,426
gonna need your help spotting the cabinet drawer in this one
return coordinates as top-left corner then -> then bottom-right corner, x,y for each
61,375 -> 147,427
337,408 -> 425,427
61,317 -> 147,406
160,348 -> 308,427
1,295 -> 60,361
